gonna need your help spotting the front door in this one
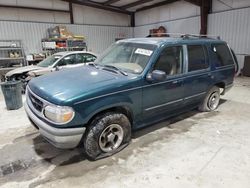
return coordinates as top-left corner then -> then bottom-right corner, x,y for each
142,45 -> 185,126
55,54 -> 76,69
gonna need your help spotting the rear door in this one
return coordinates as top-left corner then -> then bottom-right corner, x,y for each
182,44 -> 212,106
81,53 -> 97,63
74,53 -> 97,65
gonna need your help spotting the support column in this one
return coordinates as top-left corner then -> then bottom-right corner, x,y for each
130,12 -> 135,27
69,2 -> 74,24
200,0 -> 211,35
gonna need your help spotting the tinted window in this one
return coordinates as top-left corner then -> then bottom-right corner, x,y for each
154,46 -> 183,75
75,54 -> 85,64
212,44 -> 234,67
57,54 -> 75,66
82,54 -> 97,63
75,54 -> 96,64
188,45 -> 208,72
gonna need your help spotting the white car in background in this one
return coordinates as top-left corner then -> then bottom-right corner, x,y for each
5,51 -> 97,85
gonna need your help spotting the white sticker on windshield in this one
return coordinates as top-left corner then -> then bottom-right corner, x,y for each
135,48 -> 153,56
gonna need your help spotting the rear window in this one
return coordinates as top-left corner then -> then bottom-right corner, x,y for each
188,45 -> 208,72
212,43 -> 234,67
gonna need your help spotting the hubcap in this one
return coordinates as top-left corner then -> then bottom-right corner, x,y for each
99,124 -> 124,153
208,92 -> 220,110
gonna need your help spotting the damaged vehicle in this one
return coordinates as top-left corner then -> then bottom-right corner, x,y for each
25,36 -> 237,160
5,51 -> 97,90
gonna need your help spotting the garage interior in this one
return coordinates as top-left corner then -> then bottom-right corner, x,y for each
0,0 -> 250,187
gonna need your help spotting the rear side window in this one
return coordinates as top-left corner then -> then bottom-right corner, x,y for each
188,45 -> 208,72
212,43 -> 234,67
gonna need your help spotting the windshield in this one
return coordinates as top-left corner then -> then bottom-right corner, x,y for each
37,55 -> 62,67
95,42 -> 156,74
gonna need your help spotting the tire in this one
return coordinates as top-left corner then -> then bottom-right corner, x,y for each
199,86 -> 220,112
83,112 -> 131,160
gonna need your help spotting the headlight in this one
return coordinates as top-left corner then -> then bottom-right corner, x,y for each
43,105 -> 75,124
27,72 -> 36,77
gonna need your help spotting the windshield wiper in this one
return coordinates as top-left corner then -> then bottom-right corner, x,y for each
102,65 -> 128,76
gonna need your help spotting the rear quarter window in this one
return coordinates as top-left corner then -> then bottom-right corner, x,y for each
187,45 -> 208,72
212,43 -> 234,67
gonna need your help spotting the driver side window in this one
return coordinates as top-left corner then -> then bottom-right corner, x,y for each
57,54 -> 76,66
153,46 -> 183,76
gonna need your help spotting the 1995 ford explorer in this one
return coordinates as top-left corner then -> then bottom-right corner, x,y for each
25,36 -> 237,160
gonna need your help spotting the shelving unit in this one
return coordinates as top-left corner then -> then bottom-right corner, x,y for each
42,38 -> 87,56
0,40 -> 27,68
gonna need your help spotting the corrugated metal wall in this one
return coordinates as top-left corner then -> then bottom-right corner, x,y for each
0,0 -> 131,26
134,6 -> 250,71
135,1 -> 200,26
134,16 -> 200,37
0,5 -> 249,71
73,4 -> 130,26
0,21 -> 133,55
212,0 -> 250,13
208,7 -> 250,70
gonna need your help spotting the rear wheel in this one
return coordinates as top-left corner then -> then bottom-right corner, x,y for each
83,112 -> 131,160
199,86 -> 220,112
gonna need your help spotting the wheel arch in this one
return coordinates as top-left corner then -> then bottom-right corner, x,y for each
214,81 -> 226,95
86,105 -> 134,127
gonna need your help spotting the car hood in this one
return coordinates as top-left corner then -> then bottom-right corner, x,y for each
28,66 -> 131,105
29,64 -> 86,77
5,65 -> 43,77
29,67 -> 53,76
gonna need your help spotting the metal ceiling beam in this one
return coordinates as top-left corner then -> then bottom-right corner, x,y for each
183,0 -> 201,6
103,0 -> 121,6
136,0 -> 179,12
0,4 -> 70,13
121,0 -> 153,9
63,0 -> 132,15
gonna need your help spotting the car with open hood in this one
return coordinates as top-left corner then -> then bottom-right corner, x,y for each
5,51 -> 97,87
25,36 -> 237,160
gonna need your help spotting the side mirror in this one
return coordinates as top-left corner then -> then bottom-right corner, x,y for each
146,70 -> 166,82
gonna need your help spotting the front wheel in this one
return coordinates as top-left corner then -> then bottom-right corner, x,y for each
199,86 -> 220,112
83,112 -> 131,160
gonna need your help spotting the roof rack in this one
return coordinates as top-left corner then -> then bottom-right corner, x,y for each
149,33 -> 221,40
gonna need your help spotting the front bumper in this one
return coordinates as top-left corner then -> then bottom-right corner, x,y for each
25,102 -> 86,149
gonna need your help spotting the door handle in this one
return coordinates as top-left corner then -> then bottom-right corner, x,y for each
208,73 -> 214,79
172,80 -> 182,84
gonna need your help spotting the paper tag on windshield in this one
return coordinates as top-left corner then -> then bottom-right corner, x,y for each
135,48 -> 153,56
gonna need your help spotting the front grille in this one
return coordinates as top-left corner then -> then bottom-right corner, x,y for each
28,90 -> 44,112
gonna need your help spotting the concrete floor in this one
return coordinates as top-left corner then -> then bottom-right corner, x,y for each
0,77 -> 250,188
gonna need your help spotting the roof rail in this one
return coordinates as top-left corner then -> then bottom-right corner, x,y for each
149,33 -> 221,40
